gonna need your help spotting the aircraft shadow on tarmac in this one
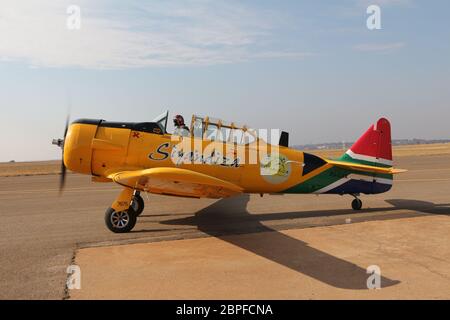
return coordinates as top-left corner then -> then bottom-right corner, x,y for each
385,199 -> 450,215
155,195 -> 450,290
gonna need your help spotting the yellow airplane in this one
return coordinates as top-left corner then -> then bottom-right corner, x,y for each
53,111 -> 406,233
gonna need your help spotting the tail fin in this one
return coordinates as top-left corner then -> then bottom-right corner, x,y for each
340,118 -> 393,168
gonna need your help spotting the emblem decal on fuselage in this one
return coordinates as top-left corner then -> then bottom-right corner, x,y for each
260,154 -> 291,184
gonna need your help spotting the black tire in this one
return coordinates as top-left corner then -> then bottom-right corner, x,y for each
131,194 -> 145,217
105,207 -> 137,233
351,198 -> 363,211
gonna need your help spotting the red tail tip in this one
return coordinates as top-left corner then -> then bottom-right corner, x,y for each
348,118 -> 393,165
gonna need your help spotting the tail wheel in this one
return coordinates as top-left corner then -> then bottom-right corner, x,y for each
105,207 -> 137,233
131,193 -> 145,217
351,198 -> 363,211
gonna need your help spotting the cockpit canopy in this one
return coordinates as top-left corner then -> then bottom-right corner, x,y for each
151,111 -> 287,146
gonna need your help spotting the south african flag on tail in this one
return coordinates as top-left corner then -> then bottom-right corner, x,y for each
321,118 -> 406,195
285,118 -> 406,196
323,118 -> 401,195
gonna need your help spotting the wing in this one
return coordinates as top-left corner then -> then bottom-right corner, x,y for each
108,167 -> 243,199
326,159 -> 407,175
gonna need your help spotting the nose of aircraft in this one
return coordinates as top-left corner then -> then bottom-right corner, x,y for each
62,120 -> 99,175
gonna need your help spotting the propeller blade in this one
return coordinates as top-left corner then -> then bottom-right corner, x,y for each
59,114 -> 70,194
63,115 -> 70,139
59,158 -> 66,194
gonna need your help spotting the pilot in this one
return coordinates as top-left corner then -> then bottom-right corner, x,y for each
173,114 -> 190,137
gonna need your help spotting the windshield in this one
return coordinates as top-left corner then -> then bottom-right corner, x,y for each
152,110 -> 169,133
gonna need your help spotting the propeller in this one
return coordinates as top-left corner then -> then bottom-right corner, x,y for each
52,115 -> 70,194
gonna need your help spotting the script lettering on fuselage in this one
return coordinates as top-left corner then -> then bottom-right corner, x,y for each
148,142 -> 240,167
148,142 -> 170,161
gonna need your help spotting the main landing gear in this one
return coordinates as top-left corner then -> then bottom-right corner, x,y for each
351,194 -> 363,211
105,206 -> 137,233
105,190 -> 145,233
130,192 -> 145,217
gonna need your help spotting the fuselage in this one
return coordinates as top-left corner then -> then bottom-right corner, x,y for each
64,119 -> 392,196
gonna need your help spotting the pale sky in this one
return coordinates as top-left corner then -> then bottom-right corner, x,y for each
0,0 -> 449,161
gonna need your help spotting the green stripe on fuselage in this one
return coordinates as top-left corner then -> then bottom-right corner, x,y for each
284,166 -> 393,194
339,153 -> 392,168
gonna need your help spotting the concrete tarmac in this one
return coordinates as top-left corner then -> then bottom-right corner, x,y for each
72,215 -> 450,299
0,154 -> 449,299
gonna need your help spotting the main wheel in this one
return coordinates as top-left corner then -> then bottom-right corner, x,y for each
131,194 -> 145,217
351,198 -> 363,211
105,207 -> 137,233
